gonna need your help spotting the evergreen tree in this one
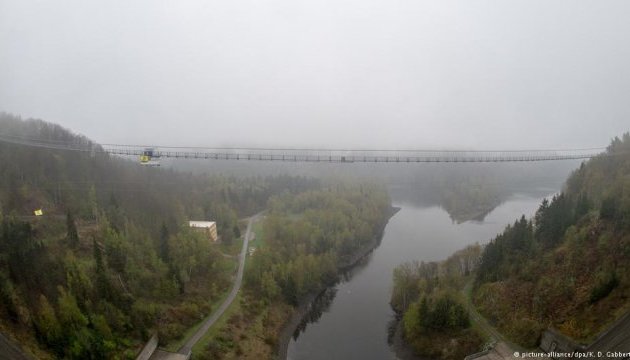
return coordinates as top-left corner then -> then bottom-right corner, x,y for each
66,211 -> 79,247
574,192 -> 590,220
88,185 -> 98,221
283,276 -> 298,305
159,222 -> 170,264
600,195 -> 618,220
34,295 -> 62,352
1,218 -> 46,288
418,296 -> 429,329
233,224 -> 241,239
57,287 -> 88,331
93,239 -> 110,300
450,303 -> 469,328
261,271 -> 280,301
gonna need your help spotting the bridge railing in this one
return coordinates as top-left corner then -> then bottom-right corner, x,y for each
0,133 -> 609,163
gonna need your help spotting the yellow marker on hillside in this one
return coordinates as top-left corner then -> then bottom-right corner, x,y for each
34,209 -> 43,216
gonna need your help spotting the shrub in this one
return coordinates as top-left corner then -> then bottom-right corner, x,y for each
590,271 -> 619,304
509,317 -> 543,348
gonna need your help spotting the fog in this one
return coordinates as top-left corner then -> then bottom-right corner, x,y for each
1,1 -> 629,149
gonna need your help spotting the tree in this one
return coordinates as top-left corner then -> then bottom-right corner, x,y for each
233,224 -> 241,239
93,239 -> 111,300
0,273 -> 19,322
534,193 -> 573,248
392,261 -> 422,312
104,228 -> 127,275
34,295 -> 61,348
574,193 -> 590,220
159,222 -> 170,264
418,296 -> 429,329
600,195 -> 618,221
56,286 -> 88,335
429,296 -> 452,329
283,275 -> 298,306
476,241 -> 502,285
87,185 -> 98,221
66,211 -> 79,247
450,302 -> 469,328
64,258 -> 92,312
260,271 -> 280,301
1,218 -> 46,288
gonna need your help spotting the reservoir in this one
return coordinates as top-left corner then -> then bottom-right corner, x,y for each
287,187 -> 556,360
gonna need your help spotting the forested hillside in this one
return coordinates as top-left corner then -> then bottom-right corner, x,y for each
391,133 -> 630,357
0,113 -> 319,358
473,134 -> 630,346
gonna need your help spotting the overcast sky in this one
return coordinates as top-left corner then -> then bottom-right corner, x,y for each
1,1 -> 629,149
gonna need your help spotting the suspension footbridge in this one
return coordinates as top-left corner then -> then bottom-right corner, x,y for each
0,133 -> 609,164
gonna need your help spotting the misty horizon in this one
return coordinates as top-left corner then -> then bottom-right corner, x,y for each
2,1 -> 629,150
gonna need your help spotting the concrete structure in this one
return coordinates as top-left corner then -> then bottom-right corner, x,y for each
188,221 -> 218,242
149,350 -> 190,360
136,334 -> 191,360
540,311 -> 630,358
540,328 -> 585,355
585,311 -> 630,353
464,342 -> 517,360
136,334 -> 158,360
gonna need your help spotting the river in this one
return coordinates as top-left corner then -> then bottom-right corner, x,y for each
286,188 -> 556,360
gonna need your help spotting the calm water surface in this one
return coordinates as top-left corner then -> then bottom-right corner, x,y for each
287,190 -> 554,360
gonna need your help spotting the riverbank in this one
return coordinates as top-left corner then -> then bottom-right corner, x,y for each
276,206 -> 400,360
390,317 -> 424,360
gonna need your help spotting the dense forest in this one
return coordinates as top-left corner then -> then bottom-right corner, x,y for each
0,113 -> 321,358
473,134 -> 630,346
391,133 -> 630,357
390,245 -> 484,359
196,184 -> 393,359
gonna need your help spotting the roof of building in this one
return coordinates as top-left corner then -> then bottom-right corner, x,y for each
188,221 -> 216,228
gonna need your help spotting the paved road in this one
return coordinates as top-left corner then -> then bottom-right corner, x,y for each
0,332 -> 31,360
178,213 -> 261,355
587,310 -> 630,352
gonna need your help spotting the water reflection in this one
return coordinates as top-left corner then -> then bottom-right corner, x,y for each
292,252 -> 377,339
293,288 -> 338,340
287,187 -> 556,360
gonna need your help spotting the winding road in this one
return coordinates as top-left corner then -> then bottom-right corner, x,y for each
177,212 -> 261,355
